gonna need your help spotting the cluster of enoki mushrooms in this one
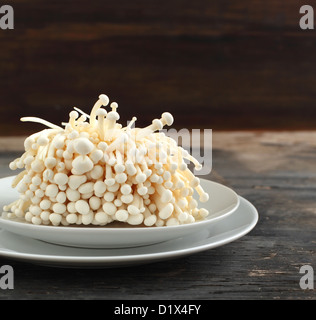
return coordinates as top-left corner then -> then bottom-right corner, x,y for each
3,94 -> 210,227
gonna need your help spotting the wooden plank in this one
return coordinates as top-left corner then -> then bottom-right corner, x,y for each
0,131 -> 315,299
0,1 -> 315,134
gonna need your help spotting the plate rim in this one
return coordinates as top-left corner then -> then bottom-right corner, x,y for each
0,196 -> 258,266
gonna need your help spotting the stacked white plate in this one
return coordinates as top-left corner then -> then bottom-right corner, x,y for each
0,176 -> 258,268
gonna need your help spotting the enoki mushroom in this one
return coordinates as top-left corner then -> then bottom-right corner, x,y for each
3,94 -> 209,227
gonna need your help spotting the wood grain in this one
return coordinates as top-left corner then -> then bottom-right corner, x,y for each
0,1 -> 315,135
0,131 -> 315,300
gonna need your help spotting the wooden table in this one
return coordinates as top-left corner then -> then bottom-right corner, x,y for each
0,131 -> 315,300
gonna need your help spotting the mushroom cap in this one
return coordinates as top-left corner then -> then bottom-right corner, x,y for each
106,111 -> 120,121
69,110 -> 79,119
152,119 -> 163,130
99,94 -> 109,106
161,112 -> 174,126
96,108 -> 107,117
73,137 -> 94,155
110,102 -> 118,111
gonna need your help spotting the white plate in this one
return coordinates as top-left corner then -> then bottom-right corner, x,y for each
0,176 -> 239,248
0,196 -> 258,268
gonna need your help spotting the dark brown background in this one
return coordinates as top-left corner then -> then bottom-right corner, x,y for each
0,0 -> 315,135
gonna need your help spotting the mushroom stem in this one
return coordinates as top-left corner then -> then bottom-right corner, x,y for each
21,117 -> 63,130
89,94 -> 109,127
